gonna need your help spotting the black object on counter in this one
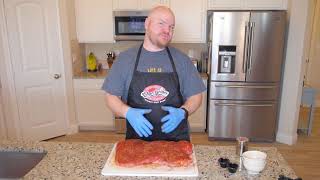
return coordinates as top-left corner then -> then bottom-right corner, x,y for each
227,163 -> 238,173
278,175 -> 303,180
218,158 -> 238,174
218,158 -> 230,168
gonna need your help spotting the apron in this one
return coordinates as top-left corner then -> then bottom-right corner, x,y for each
126,44 -> 190,141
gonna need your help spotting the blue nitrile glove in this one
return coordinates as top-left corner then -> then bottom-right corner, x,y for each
161,106 -> 186,133
126,107 -> 153,137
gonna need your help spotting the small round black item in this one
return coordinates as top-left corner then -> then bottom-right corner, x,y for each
227,163 -> 238,173
218,158 -> 230,168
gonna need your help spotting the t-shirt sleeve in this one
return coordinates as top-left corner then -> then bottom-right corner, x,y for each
101,52 -> 129,97
178,53 -> 206,100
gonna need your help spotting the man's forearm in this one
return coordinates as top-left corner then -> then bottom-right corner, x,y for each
180,92 -> 203,115
104,92 -> 129,118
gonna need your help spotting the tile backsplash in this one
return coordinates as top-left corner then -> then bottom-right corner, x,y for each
84,42 -> 207,61
71,41 -> 208,73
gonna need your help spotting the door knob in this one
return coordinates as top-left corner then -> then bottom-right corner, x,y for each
54,74 -> 61,79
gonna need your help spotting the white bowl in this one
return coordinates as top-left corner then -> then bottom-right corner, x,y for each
242,150 -> 267,175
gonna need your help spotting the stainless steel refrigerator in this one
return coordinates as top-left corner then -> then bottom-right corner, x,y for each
207,11 -> 286,142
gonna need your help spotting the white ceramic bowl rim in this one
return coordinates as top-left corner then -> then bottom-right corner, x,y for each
242,150 -> 267,160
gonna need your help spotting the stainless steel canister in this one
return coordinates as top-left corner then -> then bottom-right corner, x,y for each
236,137 -> 249,156
236,137 -> 249,171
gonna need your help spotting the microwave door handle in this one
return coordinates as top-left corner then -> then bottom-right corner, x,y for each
243,22 -> 250,73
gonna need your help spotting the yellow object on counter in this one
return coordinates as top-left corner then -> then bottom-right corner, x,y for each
87,52 -> 97,72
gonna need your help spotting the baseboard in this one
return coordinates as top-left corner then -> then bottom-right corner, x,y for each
67,124 -> 79,135
276,132 -> 298,145
78,122 -> 115,131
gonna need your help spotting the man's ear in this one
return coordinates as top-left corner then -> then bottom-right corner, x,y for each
144,17 -> 150,30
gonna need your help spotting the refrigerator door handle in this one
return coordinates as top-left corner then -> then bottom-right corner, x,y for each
207,42 -> 212,75
248,22 -> 255,74
214,102 -> 274,107
215,84 -> 276,89
243,22 -> 250,73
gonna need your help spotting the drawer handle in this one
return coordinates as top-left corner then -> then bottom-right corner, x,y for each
215,84 -> 276,89
214,102 -> 273,107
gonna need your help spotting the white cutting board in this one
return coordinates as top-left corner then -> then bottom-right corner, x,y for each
101,143 -> 199,177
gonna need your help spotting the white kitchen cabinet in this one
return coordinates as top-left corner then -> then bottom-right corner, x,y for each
208,0 -> 288,10
75,0 -> 114,43
112,0 -> 139,10
189,78 -> 207,132
113,0 -> 168,10
170,0 -> 206,43
208,0 -> 242,9
243,0 -> 288,10
140,0 -> 169,10
74,79 -> 115,130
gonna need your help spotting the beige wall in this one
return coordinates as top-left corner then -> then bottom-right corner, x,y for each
277,0 -> 310,145
305,0 -> 320,106
66,0 -> 77,41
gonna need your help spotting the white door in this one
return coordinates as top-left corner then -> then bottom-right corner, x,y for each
4,0 -> 68,140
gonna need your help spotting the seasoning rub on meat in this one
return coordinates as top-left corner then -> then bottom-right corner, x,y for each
115,139 -> 193,167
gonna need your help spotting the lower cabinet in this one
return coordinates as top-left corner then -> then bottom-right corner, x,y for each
73,77 -> 208,132
188,78 -> 207,132
73,79 -> 115,130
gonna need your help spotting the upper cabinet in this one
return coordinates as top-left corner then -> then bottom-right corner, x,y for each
140,0 -> 169,10
74,0 -> 288,43
243,0 -> 288,10
75,0 -> 114,43
208,0 -> 288,10
112,0 -> 169,10
170,0 -> 206,43
208,0 -> 242,9
113,0 -> 139,10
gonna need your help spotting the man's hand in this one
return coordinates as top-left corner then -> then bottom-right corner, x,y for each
126,108 -> 153,137
161,106 -> 186,133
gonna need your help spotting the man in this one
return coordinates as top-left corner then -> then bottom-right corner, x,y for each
102,6 -> 206,141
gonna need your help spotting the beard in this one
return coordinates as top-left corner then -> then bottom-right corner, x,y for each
147,32 -> 171,49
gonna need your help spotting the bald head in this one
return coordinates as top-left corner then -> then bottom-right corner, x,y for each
148,6 -> 175,20
143,6 -> 175,51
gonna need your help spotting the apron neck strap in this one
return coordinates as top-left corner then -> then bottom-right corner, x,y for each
133,44 -> 143,71
165,46 -> 178,74
133,44 -> 178,74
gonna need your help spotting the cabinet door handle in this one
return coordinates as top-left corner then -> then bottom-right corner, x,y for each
54,74 -> 61,79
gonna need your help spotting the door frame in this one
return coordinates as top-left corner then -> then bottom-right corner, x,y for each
0,0 -> 21,139
0,0 -> 77,140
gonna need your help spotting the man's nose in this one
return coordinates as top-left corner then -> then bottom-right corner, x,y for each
162,26 -> 170,33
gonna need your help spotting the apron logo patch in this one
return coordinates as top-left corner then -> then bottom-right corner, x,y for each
141,85 -> 169,103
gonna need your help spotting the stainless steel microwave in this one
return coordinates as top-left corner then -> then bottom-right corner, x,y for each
113,11 -> 149,41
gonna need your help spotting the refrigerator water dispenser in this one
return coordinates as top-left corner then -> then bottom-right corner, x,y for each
218,46 -> 236,73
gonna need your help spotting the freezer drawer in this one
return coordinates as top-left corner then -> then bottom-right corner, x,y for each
210,82 -> 279,100
208,100 -> 277,141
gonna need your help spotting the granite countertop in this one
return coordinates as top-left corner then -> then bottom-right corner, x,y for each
73,69 -> 109,79
73,70 -> 208,80
0,141 -> 297,180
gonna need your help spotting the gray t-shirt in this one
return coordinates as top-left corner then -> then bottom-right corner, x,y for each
102,45 -> 206,102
